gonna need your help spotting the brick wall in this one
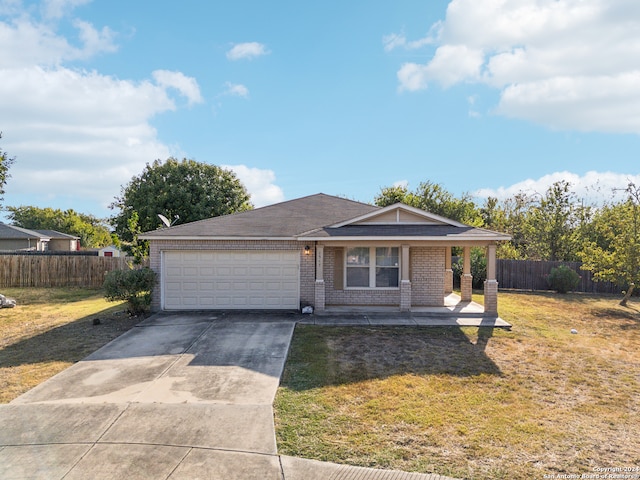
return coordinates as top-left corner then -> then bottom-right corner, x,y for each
323,246 -> 402,307
410,246 -> 446,306
148,239 -> 312,311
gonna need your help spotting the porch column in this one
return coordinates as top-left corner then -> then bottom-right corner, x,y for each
400,244 -> 411,312
484,244 -> 498,315
461,246 -> 473,302
314,244 -> 325,312
444,246 -> 453,294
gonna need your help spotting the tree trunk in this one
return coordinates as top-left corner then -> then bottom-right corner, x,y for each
620,282 -> 635,306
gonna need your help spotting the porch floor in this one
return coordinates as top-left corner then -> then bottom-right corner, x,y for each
311,293 -> 511,329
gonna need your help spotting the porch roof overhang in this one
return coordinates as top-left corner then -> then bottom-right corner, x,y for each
296,224 -> 511,244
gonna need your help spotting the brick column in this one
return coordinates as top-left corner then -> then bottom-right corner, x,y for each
461,246 -> 472,302
444,246 -> 453,294
400,245 -> 411,311
484,244 -> 498,315
314,245 -> 325,312
484,280 -> 498,315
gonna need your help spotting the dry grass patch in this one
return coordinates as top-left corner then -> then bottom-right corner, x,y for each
274,292 -> 640,479
0,287 -> 138,403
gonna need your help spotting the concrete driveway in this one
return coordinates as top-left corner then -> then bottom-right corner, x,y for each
0,312 -> 457,480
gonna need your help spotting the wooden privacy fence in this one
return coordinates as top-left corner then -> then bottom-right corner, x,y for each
496,260 -> 621,294
0,255 -> 144,288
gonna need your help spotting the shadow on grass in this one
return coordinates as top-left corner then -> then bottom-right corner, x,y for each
0,306 -> 139,369
281,325 -> 501,391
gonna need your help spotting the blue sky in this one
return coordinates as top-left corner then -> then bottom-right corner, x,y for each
1,0 -> 639,223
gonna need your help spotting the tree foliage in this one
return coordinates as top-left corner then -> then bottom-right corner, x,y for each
0,132 -> 16,209
6,205 -> 112,248
110,158 -> 253,244
375,181 -> 482,225
374,178 -> 639,303
527,181 -> 582,261
579,183 -> 640,305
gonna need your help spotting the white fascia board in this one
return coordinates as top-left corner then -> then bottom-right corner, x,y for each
139,235 -> 297,241
299,234 -> 511,242
329,203 -> 467,228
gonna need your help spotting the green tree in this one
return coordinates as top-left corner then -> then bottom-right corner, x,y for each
375,181 -> 481,225
6,206 -> 112,248
110,158 -> 252,244
579,183 -> 640,306
0,132 -> 16,209
526,181 -> 580,261
125,211 -> 147,264
480,196 -> 523,259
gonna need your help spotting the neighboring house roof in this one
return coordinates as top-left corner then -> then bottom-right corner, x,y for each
0,224 -> 79,241
0,223 -> 50,240
33,230 -> 79,240
140,193 -> 511,243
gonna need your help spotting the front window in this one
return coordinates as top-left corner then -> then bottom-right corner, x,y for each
346,246 -> 399,288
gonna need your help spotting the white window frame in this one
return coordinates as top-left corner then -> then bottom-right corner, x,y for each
345,246 -> 400,289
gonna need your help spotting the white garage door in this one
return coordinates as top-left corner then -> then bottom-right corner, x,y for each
162,250 -> 300,310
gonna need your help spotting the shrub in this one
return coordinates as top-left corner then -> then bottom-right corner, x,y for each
548,265 -> 580,294
103,267 -> 156,315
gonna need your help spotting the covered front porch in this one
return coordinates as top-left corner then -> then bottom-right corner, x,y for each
311,243 -> 502,316
306,293 -> 512,328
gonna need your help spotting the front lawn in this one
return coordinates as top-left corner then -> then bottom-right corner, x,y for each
0,288 -> 136,403
274,291 -> 640,480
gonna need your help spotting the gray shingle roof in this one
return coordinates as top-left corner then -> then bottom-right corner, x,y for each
34,230 -> 79,240
0,224 -> 49,240
140,193 -> 511,243
300,224 -> 511,241
140,193 -> 379,238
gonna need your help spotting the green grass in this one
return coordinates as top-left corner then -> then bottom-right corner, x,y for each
274,291 -> 640,479
0,287 -> 137,403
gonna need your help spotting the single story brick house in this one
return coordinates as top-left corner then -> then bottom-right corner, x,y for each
0,224 -> 79,252
140,193 -> 510,314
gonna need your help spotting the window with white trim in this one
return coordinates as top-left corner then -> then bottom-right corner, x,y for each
346,246 -> 399,288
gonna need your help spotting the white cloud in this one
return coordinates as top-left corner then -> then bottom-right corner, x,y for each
394,0 -> 640,133
226,42 -> 269,61
222,165 -> 285,207
0,6 -> 117,67
0,2 -> 201,215
382,32 -> 407,52
383,22 -> 441,52
474,171 -> 640,205
223,81 -> 249,98
0,65 -> 175,209
152,70 -> 203,105
43,0 -> 92,20
392,179 -> 409,189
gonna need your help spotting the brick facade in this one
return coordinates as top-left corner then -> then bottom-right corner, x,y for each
148,241 -> 456,312
409,246 -> 446,307
322,246 -> 401,307
318,245 -> 446,309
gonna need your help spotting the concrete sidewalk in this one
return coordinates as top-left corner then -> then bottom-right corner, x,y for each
0,313 -> 459,480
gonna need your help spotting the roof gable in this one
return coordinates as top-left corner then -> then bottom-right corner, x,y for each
330,203 -> 467,228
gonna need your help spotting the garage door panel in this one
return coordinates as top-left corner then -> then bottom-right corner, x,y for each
163,250 -> 299,310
